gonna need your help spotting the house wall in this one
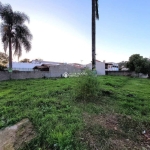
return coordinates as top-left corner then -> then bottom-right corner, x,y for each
49,64 -> 82,77
86,62 -> 105,75
105,63 -> 119,71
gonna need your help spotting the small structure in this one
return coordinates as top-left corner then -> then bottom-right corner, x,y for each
105,62 -> 119,71
33,64 -> 59,71
86,60 -> 105,75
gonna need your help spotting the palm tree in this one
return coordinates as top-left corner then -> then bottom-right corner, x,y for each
92,0 -> 99,70
0,2 -> 32,70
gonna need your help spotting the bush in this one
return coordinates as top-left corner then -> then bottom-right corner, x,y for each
74,70 -> 100,102
0,64 -> 7,71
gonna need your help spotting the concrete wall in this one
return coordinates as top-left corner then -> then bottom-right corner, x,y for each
0,71 -> 49,81
106,71 -> 148,78
49,64 -> 82,77
0,71 -> 10,81
86,61 -> 105,75
0,65 -> 83,81
106,71 -> 133,76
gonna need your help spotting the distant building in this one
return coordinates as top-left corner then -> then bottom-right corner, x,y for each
31,60 -> 62,65
8,60 -> 62,71
68,63 -> 86,70
86,60 -> 105,75
105,62 -> 119,71
8,62 -> 38,71
9,60 -> 85,72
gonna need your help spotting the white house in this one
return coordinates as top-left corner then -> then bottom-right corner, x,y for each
7,60 -> 62,71
7,62 -> 38,71
86,60 -> 105,75
31,60 -> 61,65
105,62 -> 119,71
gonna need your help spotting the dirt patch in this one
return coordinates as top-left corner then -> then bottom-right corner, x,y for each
82,113 -> 150,150
83,113 -> 120,132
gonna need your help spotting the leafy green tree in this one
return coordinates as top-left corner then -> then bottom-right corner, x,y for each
20,58 -> 30,63
127,54 -> 150,75
92,0 -> 99,70
140,58 -> 149,74
0,2 -> 32,70
0,51 -> 8,70
147,61 -> 150,78
0,51 -> 8,66
127,54 -> 142,73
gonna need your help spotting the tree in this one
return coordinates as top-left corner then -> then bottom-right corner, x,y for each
127,54 -> 150,75
0,51 -> 8,66
0,51 -> 8,70
148,61 -> 150,78
140,58 -> 149,74
0,2 -> 32,70
35,58 -> 43,62
20,58 -> 30,63
127,54 -> 142,73
92,0 -> 99,70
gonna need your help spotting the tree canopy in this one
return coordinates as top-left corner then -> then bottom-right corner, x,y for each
0,51 -> 8,66
127,54 -> 150,75
20,58 -> 30,63
0,51 -> 8,70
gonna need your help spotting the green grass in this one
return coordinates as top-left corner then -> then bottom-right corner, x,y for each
0,76 -> 150,149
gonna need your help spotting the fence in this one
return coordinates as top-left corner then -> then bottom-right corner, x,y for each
0,71 -> 49,81
12,68 -> 34,71
0,64 -> 83,81
106,71 -> 148,78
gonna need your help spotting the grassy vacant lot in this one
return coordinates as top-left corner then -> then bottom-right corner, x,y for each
0,76 -> 150,150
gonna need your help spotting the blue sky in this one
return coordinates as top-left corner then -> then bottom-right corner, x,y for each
0,0 -> 150,64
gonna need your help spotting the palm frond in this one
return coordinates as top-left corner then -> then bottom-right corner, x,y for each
12,24 -> 32,58
21,37 -> 31,52
17,44 -> 22,59
95,0 -> 99,20
0,23 -> 9,36
0,2 -> 3,11
14,24 -> 32,41
0,24 -> 9,53
13,11 -> 30,25
12,37 -> 21,57
0,4 -> 13,25
3,37 -> 9,53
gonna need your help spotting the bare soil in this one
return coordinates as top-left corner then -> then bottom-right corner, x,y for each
82,113 -> 150,150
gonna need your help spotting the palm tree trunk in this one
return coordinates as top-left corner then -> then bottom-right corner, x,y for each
92,0 -> 96,70
8,36 -> 12,70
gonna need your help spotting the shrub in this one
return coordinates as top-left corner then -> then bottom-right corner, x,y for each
0,64 -> 7,71
74,69 -> 100,102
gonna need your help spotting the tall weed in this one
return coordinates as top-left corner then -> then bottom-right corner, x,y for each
74,70 -> 100,102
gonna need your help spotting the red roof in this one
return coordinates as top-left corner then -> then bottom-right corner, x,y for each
96,60 -> 101,62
